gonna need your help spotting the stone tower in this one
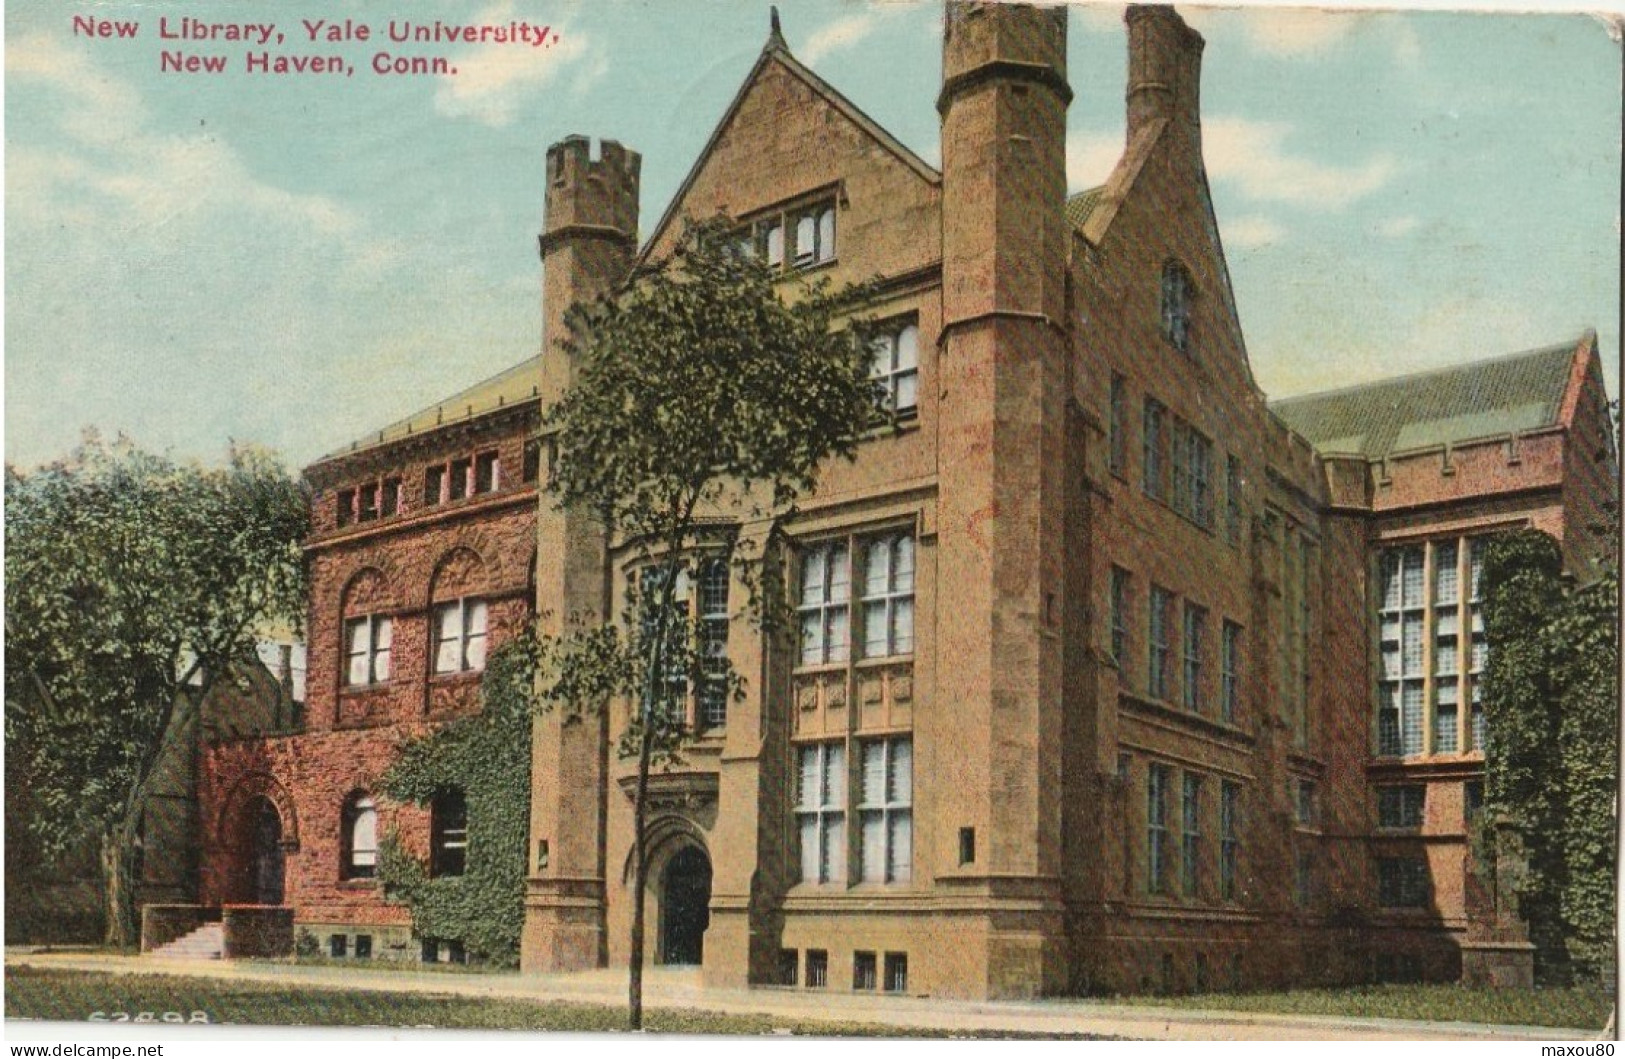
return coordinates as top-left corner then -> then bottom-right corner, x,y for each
934,1 -> 1072,995
523,135 -> 640,973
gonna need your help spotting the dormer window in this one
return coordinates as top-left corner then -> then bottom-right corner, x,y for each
1161,262 -> 1192,355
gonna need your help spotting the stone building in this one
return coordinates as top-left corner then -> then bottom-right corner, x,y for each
189,3 -> 1616,996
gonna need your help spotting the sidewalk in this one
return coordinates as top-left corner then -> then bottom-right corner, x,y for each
3,949 -> 1594,1041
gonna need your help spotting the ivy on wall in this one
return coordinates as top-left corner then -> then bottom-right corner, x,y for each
1481,529 -> 1618,986
376,648 -> 533,967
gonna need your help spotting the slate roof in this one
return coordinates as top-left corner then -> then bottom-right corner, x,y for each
319,355 -> 542,462
1269,340 -> 1579,460
1065,186 -> 1106,233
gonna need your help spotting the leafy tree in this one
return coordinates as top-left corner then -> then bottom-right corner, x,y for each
523,218 -> 880,1028
5,435 -> 308,948
1480,529 -> 1618,985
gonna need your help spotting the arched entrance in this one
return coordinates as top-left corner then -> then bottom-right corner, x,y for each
659,845 -> 711,965
248,797 -> 285,906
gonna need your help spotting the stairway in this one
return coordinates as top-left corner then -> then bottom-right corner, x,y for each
149,922 -> 223,960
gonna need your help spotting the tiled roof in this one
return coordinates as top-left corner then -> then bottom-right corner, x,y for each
318,355 -> 541,463
1270,340 -> 1578,460
1065,186 -> 1106,233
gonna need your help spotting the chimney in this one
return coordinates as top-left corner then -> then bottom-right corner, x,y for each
1125,6 -> 1205,139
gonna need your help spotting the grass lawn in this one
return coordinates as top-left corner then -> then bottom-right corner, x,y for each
3,966 -> 1101,1038
1091,983 -> 1612,1030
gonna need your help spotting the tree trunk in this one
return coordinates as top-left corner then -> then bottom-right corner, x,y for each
628,721 -> 655,1030
101,830 -> 137,951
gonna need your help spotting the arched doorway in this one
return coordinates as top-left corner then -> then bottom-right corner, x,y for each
660,845 -> 711,965
248,797 -> 285,906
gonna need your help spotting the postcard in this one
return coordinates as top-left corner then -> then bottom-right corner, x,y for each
5,0 -> 1619,1046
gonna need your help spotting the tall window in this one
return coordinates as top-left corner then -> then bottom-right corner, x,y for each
1161,262 -> 1192,354
697,558 -> 730,729
871,322 -> 919,418
1109,567 -> 1131,675
860,536 -> 915,659
1294,779 -> 1316,828
1220,621 -> 1241,723
344,615 -> 392,687
1148,763 -> 1171,894
1378,538 -> 1486,757
797,743 -> 846,884
798,542 -> 851,665
1181,772 -> 1202,897
343,794 -> 378,880
431,790 -> 468,877
858,739 -> 912,884
1182,603 -> 1206,712
433,599 -> 488,674
1109,373 -> 1128,476
1220,780 -> 1240,901
1225,454 -> 1242,542
1148,586 -> 1172,700
800,533 -> 915,666
1174,426 -> 1213,527
1142,399 -> 1167,501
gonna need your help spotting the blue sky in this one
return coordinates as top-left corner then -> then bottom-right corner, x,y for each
5,1 -> 1620,470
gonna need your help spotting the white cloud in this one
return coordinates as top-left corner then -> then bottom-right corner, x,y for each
1066,132 -> 1123,191
7,33 -> 353,237
1237,10 -> 1355,57
1376,215 -> 1420,239
798,4 -> 914,66
1185,8 -> 1421,65
1203,118 -> 1398,209
1224,215 -> 1288,250
433,3 -> 593,126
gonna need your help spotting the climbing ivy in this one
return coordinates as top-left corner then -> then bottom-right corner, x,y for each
1480,529 -> 1618,986
376,651 -> 534,967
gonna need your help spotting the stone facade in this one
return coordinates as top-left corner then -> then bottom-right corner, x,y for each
189,1 -> 1616,995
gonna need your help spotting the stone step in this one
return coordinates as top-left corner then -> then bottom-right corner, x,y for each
150,922 -> 224,960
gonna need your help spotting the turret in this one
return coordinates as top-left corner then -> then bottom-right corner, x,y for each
525,134 -> 640,975
539,136 -> 641,404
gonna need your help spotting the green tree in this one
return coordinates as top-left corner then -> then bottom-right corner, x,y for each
4,436 -> 309,948
1480,529 -> 1618,985
520,218 -> 880,1028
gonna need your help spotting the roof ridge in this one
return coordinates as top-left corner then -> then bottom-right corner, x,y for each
1271,336 -> 1583,408
315,353 -> 542,464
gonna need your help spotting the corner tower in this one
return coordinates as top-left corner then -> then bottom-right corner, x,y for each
934,1 -> 1072,996
524,135 -> 640,973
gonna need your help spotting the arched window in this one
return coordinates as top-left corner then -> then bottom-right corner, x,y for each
1161,262 -> 1192,355
431,790 -> 468,877
343,794 -> 378,880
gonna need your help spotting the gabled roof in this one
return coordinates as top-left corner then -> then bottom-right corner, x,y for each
1065,186 -> 1106,232
639,21 -> 940,262
317,355 -> 542,463
1270,339 -> 1583,460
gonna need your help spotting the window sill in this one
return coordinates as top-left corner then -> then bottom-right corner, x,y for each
337,878 -> 379,890
429,670 -> 484,684
853,654 -> 913,669
860,414 -> 921,442
339,684 -> 393,696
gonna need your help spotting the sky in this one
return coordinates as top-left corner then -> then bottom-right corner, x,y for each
5,0 -> 1621,471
